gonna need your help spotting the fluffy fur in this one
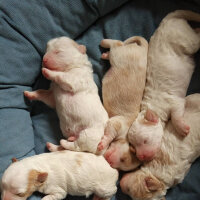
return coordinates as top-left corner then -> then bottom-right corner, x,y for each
1,151 -> 118,200
128,10 -> 200,161
97,36 -> 148,170
120,94 -> 200,200
24,37 -> 108,154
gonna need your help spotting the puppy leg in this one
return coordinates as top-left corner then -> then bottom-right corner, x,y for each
42,68 -> 73,92
61,128 -> 102,154
101,52 -> 110,60
98,116 -> 127,151
171,99 -> 190,136
100,39 -> 123,49
24,90 -> 55,108
60,139 -> 81,152
42,68 -> 87,93
46,142 -> 65,152
97,122 -> 117,151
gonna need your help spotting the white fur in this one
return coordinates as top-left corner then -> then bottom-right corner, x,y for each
24,37 -> 108,154
121,93 -> 200,200
128,10 -> 200,161
1,151 -> 118,200
98,36 -> 148,170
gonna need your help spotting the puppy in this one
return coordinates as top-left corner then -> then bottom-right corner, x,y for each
24,37 -> 108,154
120,93 -> 200,200
1,150 -> 118,200
97,36 -> 148,171
128,10 -> 200,161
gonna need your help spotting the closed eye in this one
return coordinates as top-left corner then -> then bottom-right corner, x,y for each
55,49 -> 64,54
16,192 -> 26,197
54,50 -> 60,54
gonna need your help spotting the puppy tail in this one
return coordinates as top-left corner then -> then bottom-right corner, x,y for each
164,10 -> 200,22
124,36 -> 148,48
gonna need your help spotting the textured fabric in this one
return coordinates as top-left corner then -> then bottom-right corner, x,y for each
0,0 -> 200,200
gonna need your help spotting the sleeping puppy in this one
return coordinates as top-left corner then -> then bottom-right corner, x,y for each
24,37 -> 108,154
128,10 -> 200,161
120,93 -> 200,200
1,150 -> 118,200
97,36 -> 148,171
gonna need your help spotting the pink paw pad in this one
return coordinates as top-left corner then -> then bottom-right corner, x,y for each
183,125 -> 190,136
97,141 -> 105,151
177,122 -> 190,137
46,142 -> 52,151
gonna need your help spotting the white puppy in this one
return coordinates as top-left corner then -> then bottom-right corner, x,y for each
24,37 -> 108,154
128,10 -> 200,161
120,93 -> 200,200
97,36 -> 148,171
1,150 -> 118,200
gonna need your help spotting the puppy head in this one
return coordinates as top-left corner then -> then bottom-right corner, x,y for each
42,37 -> 87,71
1,162 -> 48,200
104,139 -> 141,171
120,170 -> 166,200
128,110 -> 163,161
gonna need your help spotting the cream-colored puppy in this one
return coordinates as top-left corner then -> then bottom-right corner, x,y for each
120,94 -> 200,200
128,10 -> 200,161
97,36 -> 148,171
1,150 -> 118,200
24,37 -> 108,154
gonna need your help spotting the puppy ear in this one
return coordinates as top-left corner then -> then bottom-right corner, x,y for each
145,176 -> 163,191
29,170 -> 48,187
78,45 -> 86,54
12,158 -> 18,163
37,172 -> 48,183
144,109 -> 158,124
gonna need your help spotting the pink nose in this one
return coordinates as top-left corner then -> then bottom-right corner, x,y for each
105,155 -> 112,165
2,192 -> 11,200
104,153 -> 109,161
104,152 -> 115,167
137,152 -> 155,161
42,57 -> 48,66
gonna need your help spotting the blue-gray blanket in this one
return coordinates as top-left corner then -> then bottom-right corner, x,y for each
0,0 -> 200,200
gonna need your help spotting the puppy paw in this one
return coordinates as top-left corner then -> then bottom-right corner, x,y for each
60,139 -> 72,149
46,142 -> 56,152
101,52 -> 109,60
42,68 -> 54,80
46,142 -> 64,152
174,120 -> 190,137
24,91 -> 36,100
97,141 -> 105,151
97,139 -> 110,151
